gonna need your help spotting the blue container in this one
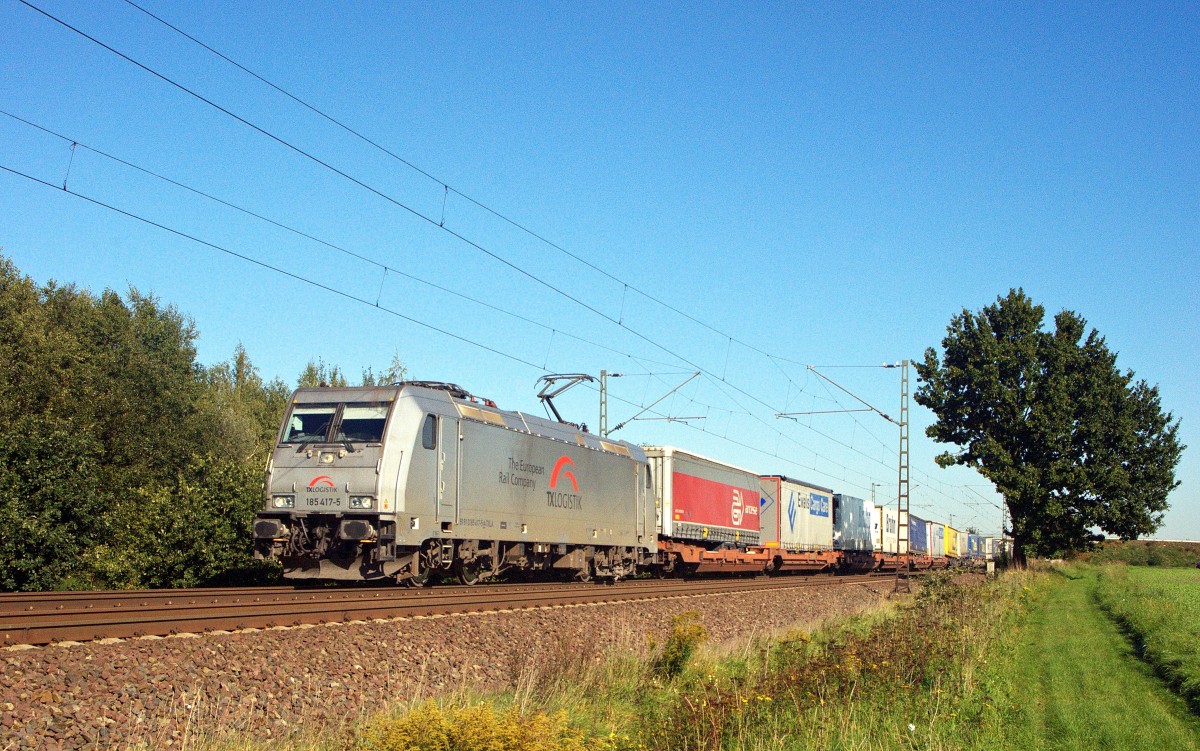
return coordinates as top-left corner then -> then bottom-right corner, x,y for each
832,494 -> 874,552
967,534 -> 985,559
909,514 -> 929,554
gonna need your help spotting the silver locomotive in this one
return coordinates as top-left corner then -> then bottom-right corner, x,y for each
253,382 -> 655,583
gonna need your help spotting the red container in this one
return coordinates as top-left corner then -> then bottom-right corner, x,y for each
645,446 -> 761,546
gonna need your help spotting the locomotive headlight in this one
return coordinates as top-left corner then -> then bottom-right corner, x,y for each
272,494 -> 296,509
349,495 -> 375,509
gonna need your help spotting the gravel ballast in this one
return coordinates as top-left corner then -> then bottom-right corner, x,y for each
1,579 -> 895,749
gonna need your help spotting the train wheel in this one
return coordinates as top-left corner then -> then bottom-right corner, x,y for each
456,558 -> 485,585
404,567 -> 434,587
653,553 -> 680,578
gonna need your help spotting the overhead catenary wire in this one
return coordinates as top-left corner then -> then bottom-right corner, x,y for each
4,156 -> 988,524
119,0 -> 820,380
0,109 -> 689,375
17,0 -> 811,430
1,158 -> 900,504
21,0 -> 929,487
0,162 -> 543,371
3,111 -> 937,509
11,2 -> 995,522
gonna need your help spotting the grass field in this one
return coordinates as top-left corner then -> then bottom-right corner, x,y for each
1095,565 -> 1200,713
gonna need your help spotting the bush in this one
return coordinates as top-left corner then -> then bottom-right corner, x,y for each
357,700 -> 592,751
652,610 -> 708,678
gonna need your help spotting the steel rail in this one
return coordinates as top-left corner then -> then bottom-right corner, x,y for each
0,574 -> 896,647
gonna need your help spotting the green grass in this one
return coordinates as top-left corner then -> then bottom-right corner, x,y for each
426,572 -> 1037,751
1095,565 -> 1200,713
1004,566 -> 1200,751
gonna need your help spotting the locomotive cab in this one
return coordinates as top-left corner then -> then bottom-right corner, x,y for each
254,385 -> 402,580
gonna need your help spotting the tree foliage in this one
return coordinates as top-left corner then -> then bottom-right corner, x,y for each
0,253 -> 412,590
360,351 -> 409,386
0,255 -> 287,589
915,289 -> 1183,561
298,358 -> 347,388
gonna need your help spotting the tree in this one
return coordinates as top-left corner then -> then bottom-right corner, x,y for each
298,358 -> 347,388
915,289 -> 1183,564
360,351 -> 408,386
199,344 -> 290,464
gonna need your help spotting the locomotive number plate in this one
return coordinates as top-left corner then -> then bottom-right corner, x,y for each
305,497 -> 345,508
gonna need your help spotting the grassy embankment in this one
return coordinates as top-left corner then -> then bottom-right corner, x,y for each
185,567 -> 1200,751
1078,539 -> 1200,567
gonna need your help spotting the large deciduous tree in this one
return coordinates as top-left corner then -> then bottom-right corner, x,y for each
916,289 -> 1183,563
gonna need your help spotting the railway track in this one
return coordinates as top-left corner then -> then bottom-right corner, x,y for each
0,573 -> 901,647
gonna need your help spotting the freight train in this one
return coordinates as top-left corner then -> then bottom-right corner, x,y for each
253,382 -> 995,583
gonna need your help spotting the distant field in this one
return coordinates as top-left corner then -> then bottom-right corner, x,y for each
1095,566 -> 1200,712
1079,539 -> 1200,567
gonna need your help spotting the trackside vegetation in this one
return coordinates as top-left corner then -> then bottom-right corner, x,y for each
0,253 -> 403,591
151,568 -> 1200,750
350,570 -> 1200,751
1080,539 -> 1200,567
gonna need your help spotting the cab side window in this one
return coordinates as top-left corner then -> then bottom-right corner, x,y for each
421,414 -> 437,450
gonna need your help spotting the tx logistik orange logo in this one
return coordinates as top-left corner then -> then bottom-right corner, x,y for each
547,455 -> 583,510
308,475 -> 337,493
549,456 -> 578,491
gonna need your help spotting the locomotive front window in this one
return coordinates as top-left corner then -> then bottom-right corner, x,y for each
336,404 -> 389,443
282,405 -> 338,443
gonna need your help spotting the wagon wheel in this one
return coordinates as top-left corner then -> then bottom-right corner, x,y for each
403,541 -> 440,587
654,553 -> 680,579
404,565 -> 434,588
455,557 -> 485,586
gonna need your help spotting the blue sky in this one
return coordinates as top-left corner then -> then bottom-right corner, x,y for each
2,0 -> 1197,539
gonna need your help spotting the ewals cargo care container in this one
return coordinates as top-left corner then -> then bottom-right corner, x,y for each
645,446 -> 761,546
759,476 -> 834,551
832,494 -> 874,552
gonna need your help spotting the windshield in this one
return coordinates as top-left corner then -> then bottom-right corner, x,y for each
281,402 -> 391,444
282,405 -> 338,443
336,404 -> 389,443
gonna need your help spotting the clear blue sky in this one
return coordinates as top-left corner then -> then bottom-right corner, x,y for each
2,1 -> 1197,539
